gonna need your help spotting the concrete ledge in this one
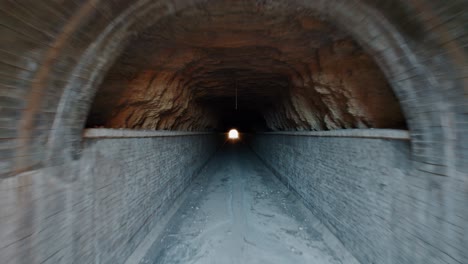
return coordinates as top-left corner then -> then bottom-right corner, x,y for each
258,129 -> 410,140
83,128 -> 213,138
84,128 -> 410,140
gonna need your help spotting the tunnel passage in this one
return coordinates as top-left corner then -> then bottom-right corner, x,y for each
86,1 -> 406,132
1,1 -> 467,264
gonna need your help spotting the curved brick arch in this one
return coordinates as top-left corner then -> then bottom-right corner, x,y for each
0,1 -> 466,263
4,0 -> 461,176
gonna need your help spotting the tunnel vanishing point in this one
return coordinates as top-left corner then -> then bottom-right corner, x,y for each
0,0 -> 467,264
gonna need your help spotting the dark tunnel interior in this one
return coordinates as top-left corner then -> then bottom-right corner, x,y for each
1,0 -> 466,264
85,1 -> 407,132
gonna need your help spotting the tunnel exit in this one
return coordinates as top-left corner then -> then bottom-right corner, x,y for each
228,129 -> 239,140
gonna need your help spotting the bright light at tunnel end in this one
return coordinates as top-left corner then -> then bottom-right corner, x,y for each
228,129 -> 239,140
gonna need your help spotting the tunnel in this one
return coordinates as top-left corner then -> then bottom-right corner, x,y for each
0,1 -> 467,264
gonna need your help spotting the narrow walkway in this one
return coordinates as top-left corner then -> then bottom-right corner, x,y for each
140,143 -> 359,264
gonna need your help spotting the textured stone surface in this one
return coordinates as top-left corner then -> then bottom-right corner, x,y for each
0,133 -> 219,264
251,134 -> 467,264
0,1 -> 466,264
86,1 -> 405,131
0,0 -> 465,182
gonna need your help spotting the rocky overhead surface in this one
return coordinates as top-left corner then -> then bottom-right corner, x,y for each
86,1 -> 406,131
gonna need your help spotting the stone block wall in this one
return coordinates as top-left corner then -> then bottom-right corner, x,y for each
250,131 -> 466,264
0,132 -> 219,264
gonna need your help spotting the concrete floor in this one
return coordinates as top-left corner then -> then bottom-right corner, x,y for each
139,143 -> 359,264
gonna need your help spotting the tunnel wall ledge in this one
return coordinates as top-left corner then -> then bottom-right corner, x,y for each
83,128 -> 214,138
259,129 -> 410,140
0,134 -> 221,264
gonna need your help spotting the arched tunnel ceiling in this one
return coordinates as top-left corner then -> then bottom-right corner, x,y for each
86,1 -> 407,131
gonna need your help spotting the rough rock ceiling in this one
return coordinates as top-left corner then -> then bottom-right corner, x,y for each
87,0 -> 406,131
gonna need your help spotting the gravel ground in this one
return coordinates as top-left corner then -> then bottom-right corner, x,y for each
139,142 -> 359,264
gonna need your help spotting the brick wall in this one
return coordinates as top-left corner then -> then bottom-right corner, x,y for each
1,0 -> 466,181
0,132 -> 219,264
250,132 -> 467,264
